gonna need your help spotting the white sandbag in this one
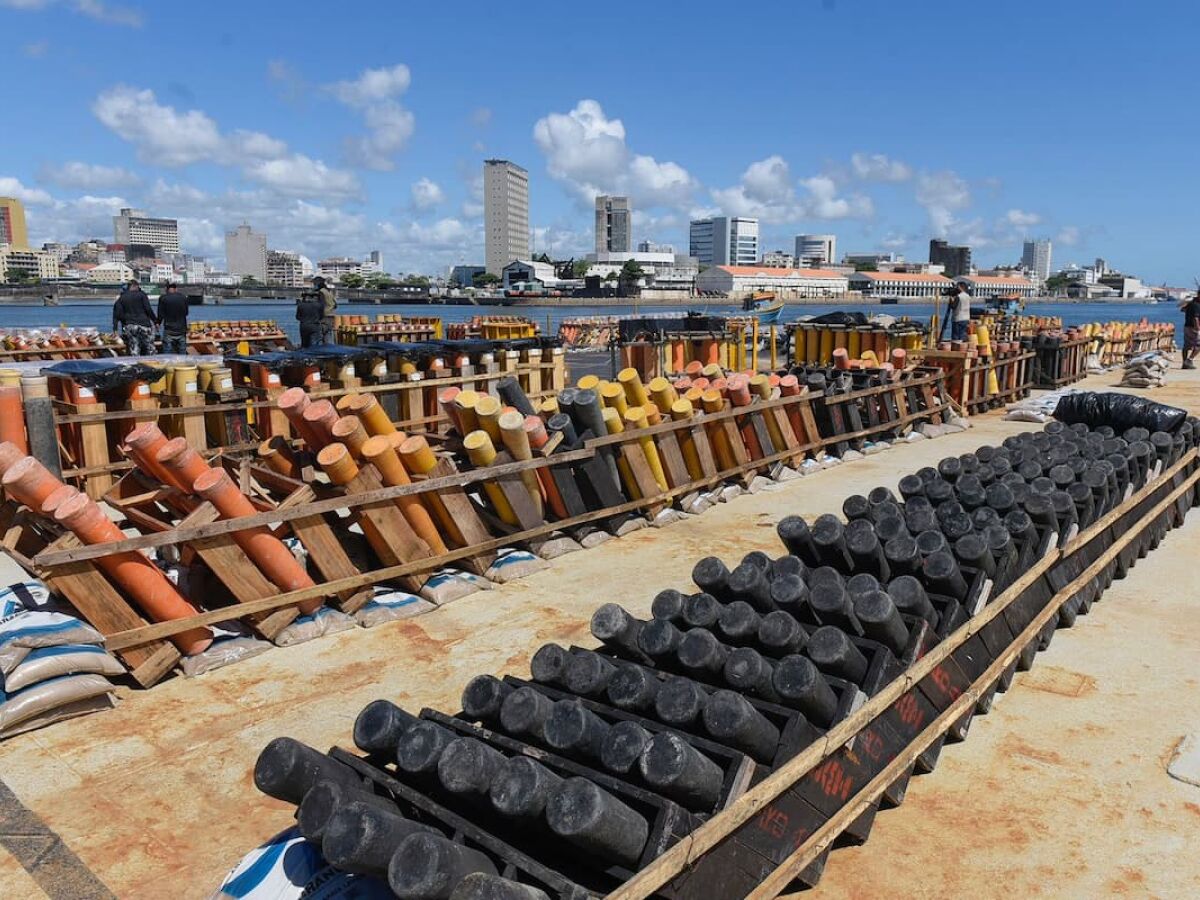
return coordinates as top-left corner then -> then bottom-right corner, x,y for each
273,608 -> 355,647
0,692 -> 116,740
418,570 -> 492,605
181,636 -> 272,677
579,530 -> 613,549
210,826 -> 393,900
0,581 -> 51,616
355,588 -> 434,626
651,508 -> 683,528
0,673 -> 114,733
3,643 -> 125,692
534,534 -> 583,560
0,611 -> 105,675
486,549 -> 549,583
613,517 -> 646,536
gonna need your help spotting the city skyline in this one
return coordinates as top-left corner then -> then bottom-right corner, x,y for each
1,1 -> 1197,284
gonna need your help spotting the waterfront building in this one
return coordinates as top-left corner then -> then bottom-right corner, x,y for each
1021,239 -> 1052,283
113,208 -> 179,254
637,240 -> 674,253
843,251 -> 900,268
448,265 -> 486,287
956,274 -> 1037,300
689,216 -> 759,266
848,270 -> 953,298
99,245 -> 127,265
179,256 -> 208,285
795,234 -> 837,267
86,261 -> 135,284
41,242 -> 71,263
225,224 -> 267,283
1097,274 -> 1152,299
484,159 -> 530,275
502,259 -> 557,291
585,251 -> 699,291
759,250 -> 797,268
317,257 -> 363,283
695,265 -> 847,298
266,250 -> 304,287
362,250 -> 385,276
0,197 -> 29,249
594,195 -> 631,254
929,239 -> 971,278
0,246 -> 59,282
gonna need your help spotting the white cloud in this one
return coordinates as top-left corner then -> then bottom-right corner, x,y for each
0,176 -> 54,205
915,170 -> 971,235
1056,225 -> 1080,246
801,175 -> 874,220
40,161 -> 140,190
176,217 -> 224,256
328,64 -> 415,170
1,0 -> 141,26
1004,208 -> 1041,227
533,99 -> 697,209
410,178 -> 444,211
850,153 -> 912,182
243,155 -> 360,201
710,156 -> 873,223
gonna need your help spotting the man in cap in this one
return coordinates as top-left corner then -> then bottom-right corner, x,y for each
313,276 -> 337,343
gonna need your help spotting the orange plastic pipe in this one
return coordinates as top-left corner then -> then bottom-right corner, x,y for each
351,394 -> 396,436
41,484 -> 79,519
361,435 -> 447,554
193,467 -> 322,614
0,441 -> 25,478
335,393 -> 360,415
124,421 -> 183,488
331,415 -> 369,459
54,492 -> 213,654
278,387 -> 326,449
257,438 -> 298,477
524,415 -> 568,518
302,399 -> 338,448
0,383 -> 27,453
157,437 -> 211,492
397,435 -> 466,547
3,456 -> 67,511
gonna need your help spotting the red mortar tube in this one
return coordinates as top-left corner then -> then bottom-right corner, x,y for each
3,456 -> 67,511
522,414 -> 568,519
54,492 -> 213,655
278,387 -> 326,450
193,467 -> 322,614
156,437 -> 211,492
891,348 -> 907,370
779,374 -> 804,441
0,441 -> 26,478
124,422 -> 186,489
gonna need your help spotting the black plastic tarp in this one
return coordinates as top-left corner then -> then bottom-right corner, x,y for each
223,345 -> 380,370
41,359 -> 164,389
1053,391 -> 1188,433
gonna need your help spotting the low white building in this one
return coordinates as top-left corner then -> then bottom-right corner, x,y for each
759,250 -> 797,268
956,274 -> 1037,299
502,259 -> 557,290
86,262 -> 135,284
317,257 -> 362,283
695,265 -> 848,298
0,247 -> 60,282
585,251 -> 699,290
848,270 -> 953,298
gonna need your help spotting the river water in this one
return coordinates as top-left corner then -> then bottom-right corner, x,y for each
0,298 -> 1180,345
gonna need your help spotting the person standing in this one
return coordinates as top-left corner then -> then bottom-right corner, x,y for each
157,282 -> 190,354
1181,294 -> 1200,369
313,276 -> 337,343
951,283 -> 972,342
296,291 -> 324,348
113,279 -> 157,356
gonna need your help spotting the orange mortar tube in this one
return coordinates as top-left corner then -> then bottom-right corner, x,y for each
350,394 -> 396,436
156,437 -> 211,492
331,416 -> 370,459
193,467 -> 322,614
361,434 -> 448,555
725,375 -> 763,461
601,408 -> 640,500
302,399 -> 338,448
524,415 -> 568,518
257,437 -> 298,477
623,406 -> 668,492
891,348 -> 907,370
278,387 -> 326,449
3,457 -> 67,511
335,393 -> 360,415
462,430 -> 518,526
670,399 -> 704,481
54,492 -> 213,655
438,387 -> 463,433
779,375 -> 804,441
498,410 -> 544,517
0,441 -> 26,478
397,435 -> 466,547
701,389 -> 737,471
40,484 -> 79,519
0,376 -> 27,453
317,443 -> 398,559
642,402 -> 662,426
684,360 -> 704,378
124,421 -> 182,488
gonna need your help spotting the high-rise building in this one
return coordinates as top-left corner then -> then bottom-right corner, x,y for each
225,224 -> 267,283
266,250 -> 304,287
113,208 -> 179,254
1021,239 -> 1052,283
689,216 -> 759,266
795,234 -> 837,267
0,198 -> 30,249
362,250 -> 384,276
484,159 -> 530,275
594,195 -> 631,254
929,239 -> 972,278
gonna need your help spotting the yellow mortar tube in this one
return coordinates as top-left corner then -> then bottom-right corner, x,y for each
600,381 -> 627,416
576,374 -> 601,391
454,390 -> 482,434
474,395 -> 503,443
398,435 -> 466,547
498,410 -> 544,516
618,367 -> 649,407
670,398 -> 704,481
602,407 -> 641,500
361,435 -> 448,555
462,430 -> 518,526
648,377 -> 677,415
749,373 -> 786,451
701,389 -> 737,471
351,394 -> 396,436
624,406 -> 668,492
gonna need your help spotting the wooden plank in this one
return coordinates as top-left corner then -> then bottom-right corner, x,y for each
426,457 -> 495,575
654,431 -> 691,490
690,422 -> 718,478
276,484 -> 373,612
619,442 -> 663,516
78,401 -> 113,499
341,466 -> 431,591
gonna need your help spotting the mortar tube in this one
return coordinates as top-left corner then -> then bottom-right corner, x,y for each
623,406 -> 668,492
40,484 -> 79,519
546,778 -> 649,869
537,397 -> 559,418
599,381 -> 627,416
607,662 -> 662,712
545,699 -> 611,761
461,675 -> 513,726
438,737 -> 506,798
361,435 -> 448,554
724,646 -> 780,701
277,387 -> 326,449
353,699 -> 419,754
331,415 -> 370,459
759,609 -> 809,656
317,443 -> 399,561
668,399 -> 704,481
463,430 -> 518,526
255,437 -> 296,478
54,492 -> 212,654
497,410 -> 544,517
772,654 -> 839,726
496,376 -> 536,417
2,456 -> 66,511
254,737 -> 360,805
601,408 -> 641,500
335,393 -> 360,415
389,832 -> 499,898
600,720 -> 653,777
156,437 -> 211,493
546,413 -> 578,447
638,731 -> 723,809
703,689 -> 780,762
124,421 -> 184,488
807,626 -> 869,684
302,399 -> 339,449
590,603 -> 645,661
641,401 -> 662,426
398,435 -> 466,547
853,590 -> 909,655
576,374 -> 601,391
474,395 -> 503,444
350,393 -> 396,436
298,781 -> 398,845
0,441 -> 25,478
700,389 -> 737,472
523,416 -> 568,518
648,376 -> 677,415
617,367 -> 649,407
194,467 -> 323,614
488,755 -> 562,820
454,390 -> 482,435
438,386 -> 463,433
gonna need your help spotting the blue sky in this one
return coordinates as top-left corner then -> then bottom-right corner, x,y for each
1,0 -> 1197,284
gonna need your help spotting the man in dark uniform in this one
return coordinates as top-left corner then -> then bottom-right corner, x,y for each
313,276 -> 337,343
296,290 -> 324,348
113,279 -> 157,355
1181,294 -> 1200,369
156,282 -> 189,354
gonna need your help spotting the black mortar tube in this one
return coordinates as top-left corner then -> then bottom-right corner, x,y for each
438,737 -> 506,798
545,700 -> 611,761
499,687 -> 555,743
724,646 -> 780,701
590,604 -> 645,663
354,700 -> 419,756
638,732 -> 724,809
396,722 -> 457,777
606,662 -> 661,712
496,376 -> 536,417
650,589 -> 686,622
489,756 -> 562,819
545,778 -> 650,869
692,556 -> 735,602
809,582 -> 862,634
842,494 -> 871,521
461,675 -> 513,726
884,534 -> 922,577
807,626 -> 870,684
564,650 -> 617,698
846,519 -> 891,581
811,513 -> 855,571
772,654 -> 839,726
887,575 -> 938,626
922,550 -> 969,601
637,617 -> 684,663
954,532 -> 995,578
681,592 -> 722,629
777,516 -> 822,568
701,690 -> 781,762
769,574 -> 810,613
759,610 -> 809,656
323,801 -> 436,879
853,590 -> 910,655
727,562 -> 776,612
254,737 -> 361,805
530,644 -> 573,687
717,600 -> 762,645
677,628 -> 730,679
298,780 -> 396,844
655,675 -> 709,727
599,720 -> 653,776
389,832 -> 499,899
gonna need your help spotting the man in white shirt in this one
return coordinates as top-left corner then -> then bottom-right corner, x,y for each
951,285 -> 971,341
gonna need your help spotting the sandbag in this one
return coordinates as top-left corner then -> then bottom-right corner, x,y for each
0,692 -> 116,740
0,581 -> 51,616
273,608 -> 355,647
485,550 -> 549,584
534,534 -> 583,560
1053,391 -> 1187,433
0,673 -> 114,733
355,588 -> 434,627
418,570 -> 492,605
181,636 -> 272,677
210,826 -> 393,900
0,611 -> 106,674
2,644 -> 125,692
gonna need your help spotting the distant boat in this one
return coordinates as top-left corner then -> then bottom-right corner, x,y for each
741,291 -> 785,325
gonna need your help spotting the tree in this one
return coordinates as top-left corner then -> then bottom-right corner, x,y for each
472,271 -> 501,288
365,275 -> 396,290
852,262 -> 878,272
603,271 -> 618,282
401,274 -> 430,287
4,268 -> 33,285
570,259 -> 590,278
340,273 -> 365,289
241,275 -> 263,286
1044,273 -> 1071,295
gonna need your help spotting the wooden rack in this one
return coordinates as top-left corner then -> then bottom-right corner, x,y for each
916,346 -> 1034,415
